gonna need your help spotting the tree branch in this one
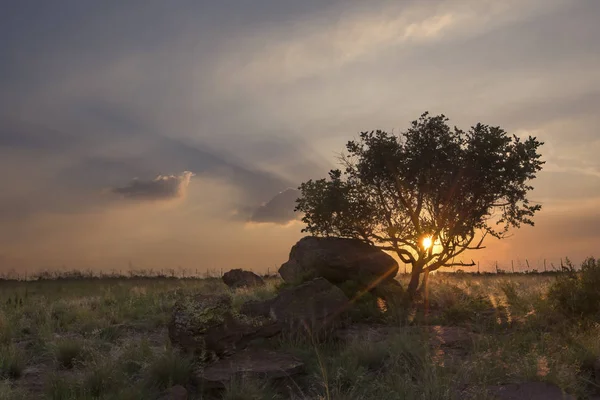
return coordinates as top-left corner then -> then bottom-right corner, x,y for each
443,259 -> 476,267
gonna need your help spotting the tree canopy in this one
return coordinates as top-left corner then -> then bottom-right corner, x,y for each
295,112 -> 544,296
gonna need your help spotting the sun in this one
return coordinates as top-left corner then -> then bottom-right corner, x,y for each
422,236 -> 433,250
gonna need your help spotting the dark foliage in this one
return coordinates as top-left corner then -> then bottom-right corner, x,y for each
295,112 -> 544,297
549,257 -> 600,321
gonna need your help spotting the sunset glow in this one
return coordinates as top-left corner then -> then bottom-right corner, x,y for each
0,1 -> 599,274
422,236 -> 433,250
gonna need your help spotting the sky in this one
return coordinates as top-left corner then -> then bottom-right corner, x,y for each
1,0 -> 599,275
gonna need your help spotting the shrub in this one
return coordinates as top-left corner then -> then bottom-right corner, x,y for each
548,257 -> 600,320
54,339 -> 85,369
82,361 -> 118,398
117,340 -> 153,379
98,324 -> 124,342
45,373 -> 78,400
0,380 -> 26,400
222,377 -> 279,400
144,350 -> 194,391
0,345 -> 24,380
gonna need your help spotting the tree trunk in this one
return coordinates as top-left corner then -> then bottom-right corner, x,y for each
406,261 -> 423,300
418,269 -> 430,294
418,269 -> 431,313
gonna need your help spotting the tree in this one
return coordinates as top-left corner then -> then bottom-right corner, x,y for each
295,112 -> 544,299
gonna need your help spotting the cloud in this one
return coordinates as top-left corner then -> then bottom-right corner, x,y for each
0,0 -> 599,273
112,171 -> 194,201
250,188 -> 301,224
213,0 -> 569,91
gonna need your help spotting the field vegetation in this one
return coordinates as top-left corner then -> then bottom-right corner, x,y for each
1,258 -> 599,399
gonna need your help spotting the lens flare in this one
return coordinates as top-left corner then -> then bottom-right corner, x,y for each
422,236 -> 433,249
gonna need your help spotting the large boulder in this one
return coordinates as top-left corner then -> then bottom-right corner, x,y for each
222,269 -> 265,289
168,294 -> 279,361
278,236 -> 399,288
199,348 -> 304,389
240,278 -> 350,335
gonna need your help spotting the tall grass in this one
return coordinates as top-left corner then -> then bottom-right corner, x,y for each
1,265 -> 599,399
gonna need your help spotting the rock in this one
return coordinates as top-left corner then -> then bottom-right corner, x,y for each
278,236 -> 399,288
222,269 -> 265,289
265,277 -> 349,334
168,294 -> 279,360
240,298 -> 275,318
200,348 -> 304,389
239,278 -> 350,335
487,382 -> 575,400
158,385 -> 188,400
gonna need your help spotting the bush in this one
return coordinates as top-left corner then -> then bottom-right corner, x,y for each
81,360 -> 122,398
144,350 -> 194,391
45,373 -> 77,400
0,345 -> 24,380
54,339 -> 85,369
548,257 -> 600,320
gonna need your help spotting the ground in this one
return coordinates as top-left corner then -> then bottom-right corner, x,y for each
0,273 -> 599,399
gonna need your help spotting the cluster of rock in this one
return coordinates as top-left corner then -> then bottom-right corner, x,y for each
168,276 -> 350,389
167,236 -> 401,391
163,235 -> 600,399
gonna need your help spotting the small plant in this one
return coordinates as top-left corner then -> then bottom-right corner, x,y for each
98,324 -> 124,342
549,257 -> 600,320
45,373 -> 78,400
54,339 -> 84,369
117,340 -> 153,379
0,345 -> 24,380
0,380 -> 26,400
0,315 -> 12,345
144,350 -> 194,391
222,376 -> 279,400
82,361 -> 118,398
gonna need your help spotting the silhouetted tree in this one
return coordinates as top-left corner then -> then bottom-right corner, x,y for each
295,112 -> 544,299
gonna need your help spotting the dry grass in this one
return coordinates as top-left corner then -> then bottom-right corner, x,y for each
0,271 -> 598,399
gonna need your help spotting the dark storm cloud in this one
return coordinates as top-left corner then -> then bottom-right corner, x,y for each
250,188 -> 301,224
112,171 -> 194,201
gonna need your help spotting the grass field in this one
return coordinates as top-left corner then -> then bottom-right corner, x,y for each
1,270 -> 599,399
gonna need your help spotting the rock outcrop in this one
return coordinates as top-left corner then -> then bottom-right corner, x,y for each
168,294 -> 279,361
